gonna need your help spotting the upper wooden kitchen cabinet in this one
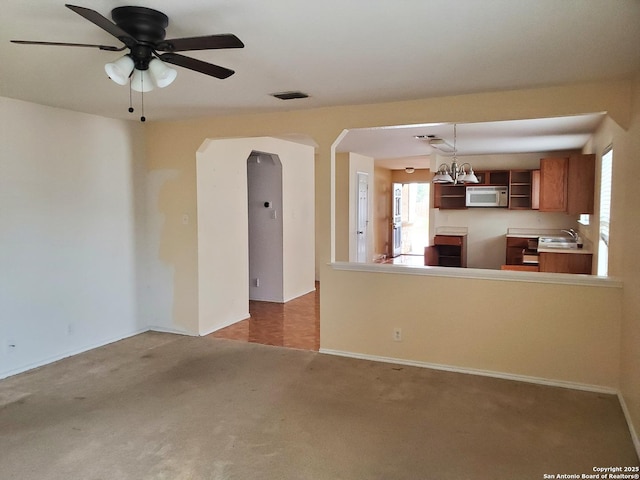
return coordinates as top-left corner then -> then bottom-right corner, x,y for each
433,183 -> 466,209
509,170 -> 533,209
567,154 -> 595,214
539,154 -> 595,214
539,157 -> 568,212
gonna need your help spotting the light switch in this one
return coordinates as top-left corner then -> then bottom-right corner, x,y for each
182,214 -> 189,225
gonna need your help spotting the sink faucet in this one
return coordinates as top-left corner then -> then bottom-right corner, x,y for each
561,228 -> 579,240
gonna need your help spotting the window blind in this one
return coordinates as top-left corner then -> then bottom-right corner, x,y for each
599,148 -> 613,246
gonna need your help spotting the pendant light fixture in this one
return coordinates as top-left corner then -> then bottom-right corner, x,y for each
432,124 -> 479,184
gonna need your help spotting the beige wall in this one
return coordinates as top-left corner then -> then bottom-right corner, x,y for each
390,167 -> 432,184
373,167 -> 392,259
618,74 -> 640,449
145,77 -> 639,449
321,265 -> 621,390
146,79 -> 633,305
334,152 -> 350,262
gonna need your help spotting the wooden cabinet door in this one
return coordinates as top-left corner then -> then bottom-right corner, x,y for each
505,237 -> 529,265
567,154 -> 595,214
424,246 -> 439,266
539,157 -> 568,212
531,169 -> 540,210
539,253 -> 593,274
432,183 -> 442,209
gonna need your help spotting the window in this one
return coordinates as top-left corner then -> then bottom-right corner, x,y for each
597,147 -> 613,276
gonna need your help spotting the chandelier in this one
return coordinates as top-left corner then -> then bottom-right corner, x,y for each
432,124 -> 479,184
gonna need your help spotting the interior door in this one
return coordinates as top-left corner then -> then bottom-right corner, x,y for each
356,172 -> 369,263
391,183 -> 402,257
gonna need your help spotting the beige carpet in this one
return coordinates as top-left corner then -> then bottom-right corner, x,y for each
0,332 -> 637,479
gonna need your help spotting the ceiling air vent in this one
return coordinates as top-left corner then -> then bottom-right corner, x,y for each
271,91 -> 309,100
415,135 -> 455,153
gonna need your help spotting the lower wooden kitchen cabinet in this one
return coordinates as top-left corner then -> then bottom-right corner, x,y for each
505,236 -> 538,265
425,234 -> 467,267
538,252 -> 593,274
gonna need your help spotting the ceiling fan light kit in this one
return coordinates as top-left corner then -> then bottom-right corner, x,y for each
130,68 -> 154,93
104,55 -> 134,85
11,4 -> 245,120
147,58 -> 177,88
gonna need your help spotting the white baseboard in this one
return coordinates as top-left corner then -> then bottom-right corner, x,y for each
618,392 -> 640,459
319,348 -> 618,395
148,325 -> 197,336
0,328 -> 149,380
322,348 -> 639,458
199,313 -> 250,337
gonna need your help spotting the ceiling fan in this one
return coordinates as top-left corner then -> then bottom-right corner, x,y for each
11,4 -> 244,118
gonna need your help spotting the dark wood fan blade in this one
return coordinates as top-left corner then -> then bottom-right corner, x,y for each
159,53 -> 235,79
65,4 -> 136,48
155,34 -> 244,52
11,40 -> 125,52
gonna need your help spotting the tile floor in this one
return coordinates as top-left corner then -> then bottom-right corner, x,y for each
212,283 -> 320,351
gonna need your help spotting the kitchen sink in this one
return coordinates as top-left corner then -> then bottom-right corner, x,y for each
538,236 -> 579,249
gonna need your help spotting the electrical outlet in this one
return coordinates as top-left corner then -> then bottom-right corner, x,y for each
7,341 -> 16,354
67,323 -> 75,335
393,328 -> 402,342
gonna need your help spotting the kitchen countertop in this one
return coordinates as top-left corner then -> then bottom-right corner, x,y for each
506,228 -> 593,255
537,244 -> 593,255
436,226 -> 468,236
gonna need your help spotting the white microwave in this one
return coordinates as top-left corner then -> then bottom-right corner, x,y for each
465,186 -> 508,207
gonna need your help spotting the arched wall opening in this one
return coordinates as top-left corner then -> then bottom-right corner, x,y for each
196,137 -> 315,336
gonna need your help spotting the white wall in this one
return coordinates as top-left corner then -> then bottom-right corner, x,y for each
248,153 -> 284,302
0,97 -> 146,378
196,137 -> 315,335
281,144 -> 316,302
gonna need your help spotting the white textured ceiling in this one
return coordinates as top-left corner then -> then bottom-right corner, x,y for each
337,113 -> 606,167
1,1 -> 638,161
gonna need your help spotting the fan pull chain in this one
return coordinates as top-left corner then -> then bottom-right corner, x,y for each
140,73 -> 146,122
140,92 -> 146,122
128,77 -> 134,114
